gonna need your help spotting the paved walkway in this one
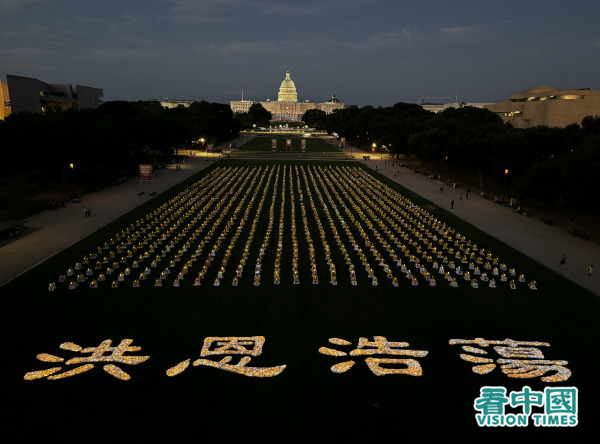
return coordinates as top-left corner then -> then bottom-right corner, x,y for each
0,137 -> 248,286
341,146 -> 599,296
2,136 -> 598,296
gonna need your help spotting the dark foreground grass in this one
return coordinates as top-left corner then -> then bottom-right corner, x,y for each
4,159 -> 597,441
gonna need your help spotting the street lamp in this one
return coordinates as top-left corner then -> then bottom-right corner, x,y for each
69,163 -> 78,201
504,169 -> 509,203
200,138 -> 206,157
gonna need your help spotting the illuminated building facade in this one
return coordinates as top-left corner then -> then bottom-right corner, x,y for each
485,86 -> 600,128
0,77 -> 9,120
153,98 -> 194,109
421,102 -> 493,113
230,70 -> 345,122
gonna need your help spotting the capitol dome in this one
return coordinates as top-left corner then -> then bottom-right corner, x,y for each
277,70 -> 298,102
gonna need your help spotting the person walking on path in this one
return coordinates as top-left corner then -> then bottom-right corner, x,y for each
451,200 -> 454,209
589,265 -> 594,276
84,207 -> 88,218
560,255 -> 566,268
466,188 -> 470,199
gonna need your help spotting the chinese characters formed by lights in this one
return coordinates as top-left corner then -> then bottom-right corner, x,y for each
24,339 -> 149,381
24,336 -> 569,383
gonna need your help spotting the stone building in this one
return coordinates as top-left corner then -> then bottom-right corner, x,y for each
421,102 -> 493,113
153,98 -> 194,109
484,86 -> 600,128
230,70 -> 344,122
0,77 -> 9,120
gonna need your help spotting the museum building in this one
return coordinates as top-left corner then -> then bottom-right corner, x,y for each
0,74 -> 103,119
484,86 -> 600,128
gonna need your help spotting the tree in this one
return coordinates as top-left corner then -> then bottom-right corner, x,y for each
581,115 -> 600,135
235,103 -> 272,128
302,109 -> 328,128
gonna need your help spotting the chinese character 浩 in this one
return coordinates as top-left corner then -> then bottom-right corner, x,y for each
318,336 -> 428,376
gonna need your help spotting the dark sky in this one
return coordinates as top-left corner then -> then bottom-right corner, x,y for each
2,0 -> 599,106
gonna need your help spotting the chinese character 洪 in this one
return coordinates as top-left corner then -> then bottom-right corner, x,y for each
24,339 -> 149,381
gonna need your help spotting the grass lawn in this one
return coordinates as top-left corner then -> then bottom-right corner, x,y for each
237,135 -> 340,152
5,159 -> 597,440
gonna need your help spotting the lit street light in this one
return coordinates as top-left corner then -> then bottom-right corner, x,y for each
69,162 -> 78,202
503,169 -> 509,203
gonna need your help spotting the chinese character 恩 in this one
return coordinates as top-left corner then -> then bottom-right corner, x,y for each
166,336 -> 286,378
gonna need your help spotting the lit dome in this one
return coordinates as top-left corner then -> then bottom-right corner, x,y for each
277,70 -> 298,102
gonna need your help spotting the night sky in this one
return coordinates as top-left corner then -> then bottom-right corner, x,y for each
2,0 -> 599,106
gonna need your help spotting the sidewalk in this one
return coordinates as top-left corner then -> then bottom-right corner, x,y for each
2,138 -> 597,296
342,145 -> 599,296
0,136 -> 248,286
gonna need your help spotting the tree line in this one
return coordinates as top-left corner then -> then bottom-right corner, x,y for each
0,100 -> 239,191
303,105 -> 600,210
1,99 -> 598,212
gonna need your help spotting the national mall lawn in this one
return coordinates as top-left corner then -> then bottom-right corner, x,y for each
5,158 -> 597,440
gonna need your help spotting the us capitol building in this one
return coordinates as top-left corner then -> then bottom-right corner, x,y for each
230,70 -> 344,122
